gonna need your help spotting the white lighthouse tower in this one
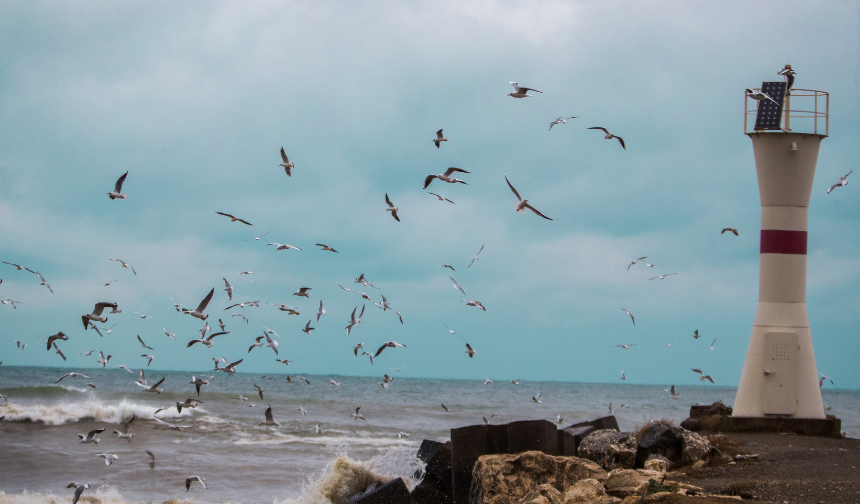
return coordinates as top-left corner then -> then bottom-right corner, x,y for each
732,70 -> 832,423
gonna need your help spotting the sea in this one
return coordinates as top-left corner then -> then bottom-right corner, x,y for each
1,365 -> 858,504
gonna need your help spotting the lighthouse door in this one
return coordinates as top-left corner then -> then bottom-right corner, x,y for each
761,332 -> 799,415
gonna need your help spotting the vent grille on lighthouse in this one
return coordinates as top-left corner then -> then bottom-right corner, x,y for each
754,81 -> 787,131
771,342 -> 792,362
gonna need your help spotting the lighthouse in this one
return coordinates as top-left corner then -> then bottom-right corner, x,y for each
730,69 -> 838,434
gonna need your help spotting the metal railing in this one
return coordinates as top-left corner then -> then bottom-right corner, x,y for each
744,88 -> 829,136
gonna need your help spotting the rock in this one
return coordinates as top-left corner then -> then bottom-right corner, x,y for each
418,440 -> 447,464
678,431 -> 711,466
562,478 -> 619,504
411,477 -> 452,504
634,425 -> 683,467
566,416 -> 620,432
515,484 -> 563,504
679,418 -> 701,432
691,460 -> 707,468
346,477 -> 414,504
577,430 -> 637,471
643,455 -> 671,473
508,420 -> 560,456
558,426 -> 595,456
602,470 -> 649,498
424,443 -> 452,495
451,424 -> 507,503
469,451 -> 607,504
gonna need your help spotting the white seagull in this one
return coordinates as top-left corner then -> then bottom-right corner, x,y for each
268,243 -> 302,251
260,405 -> 280,426
82,302 -> 119,329
385,193 -> 400,222
467,244 -> 484,269
96,453 -> 118,466
649,273 -> 676,280
827,171 -> 852,194
279,147 -> 294,176
621,308 -> 635,325
78,429 -> 105,444
345,305 -> 366,336
107,171 -> 128,200
548,116 -> 578,131
190,375 -> 212,396
428,192 -> 455,204
183,288 -> 215,320
264,332 -> 279,355
465,343 -> 476,358
463,299 -> 486,311
223,278 -> 234,300
67,483 -> 89,504
109,258 -> 137,276
433,129 -> 448,148
587,127 -> 626,150
55,372 -> 92,384
532,392 -> 542,404
665,385 -> 679,400
505,175 -> 553,220
449,276 -> 467,296
508,82 -> 543,98
352,407 -> 365,421
185,476 -> 207,492
423,167 -> 469,189
112,415 -> 135,442
216,212 -> 253,226
293,287 -> 312,298
316,244 -> 339,253
301,320 -> 315,334
626,256 -> 647,273
746,88 -> 779,106
374,341 -> 407,358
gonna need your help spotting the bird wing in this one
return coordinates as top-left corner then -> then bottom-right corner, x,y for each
436,129 -> 444,138
524,203 -> 553,220
374,344 -> 388,358
152,377 -> 165,388
385,193 -> 394,208
265,406 -> 275,421
509,82 -> 520,91
827,183 -> 840,194
223,278 -> 232,288
614,136 -> 626,150
196,288 -> 215,313
115,172 -> 128,193
588,127 -> 609,134
505,175 -> 522,201
692,368 -> 703,375
280,147 -> 289,163
444,167 -> 469,176
391,209 -> 400,222
236,218 -> 253,226
216,212 -> 234,219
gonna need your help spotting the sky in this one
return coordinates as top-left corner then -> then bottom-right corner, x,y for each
0,1 -> 858,390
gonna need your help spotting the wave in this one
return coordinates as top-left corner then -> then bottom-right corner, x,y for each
232,433 -> 416,448
0,385 -> 90,398
0,398 -> 194,425
277,447 -> 423,504
0,487 -> 198,504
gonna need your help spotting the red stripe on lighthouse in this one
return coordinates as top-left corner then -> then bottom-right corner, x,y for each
760,230 -> 807,255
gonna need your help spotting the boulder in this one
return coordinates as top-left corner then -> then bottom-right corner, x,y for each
562,478 -> 620,504
678,418 -> 701,432
558,426 -> 595,456
678,431 -> 711,466
411,477 -> 452,504
345,477 -> 414,504
418,440 -> 448,464
508,420 -> 560,456
515,484 -> 563,504
602,470 -> 648,498
424,443 -> 452,494
643,455 -> 671,473
451,424 -> 507,503
469,451 -> 607,504
577,430 -> 637,471
634,425 -> 683,467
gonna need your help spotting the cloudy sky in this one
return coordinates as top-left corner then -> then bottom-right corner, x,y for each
1,1 -> 858,389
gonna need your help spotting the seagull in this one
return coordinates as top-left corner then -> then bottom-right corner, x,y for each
508,82 -> 543,98
183,288 -> 214,320
109,258 -> 137,276
819,374 -> 834,389
185,476 -> 207,492
532,392 -> 542,404
299,376 -> 311,385
721,228 -> 739,236
264,332 -> 278,355
615,344 -> 637,349
692,368 -> 715,383
398,432 -> 409,438
385,193 -> 400,222
428,192 -> 455,204
351,407 -> 365,421
511,379 -> 521,385
746,88 -> 779,106
82,302 -> 119,329
301,320 -> 315,334
163,329 -> 176,341
271,303 -> 300,315
449,276 -> 467,296
176,398 -> 203,413
275,358 -> 292,365
379,295 -> 391,311
665,385 -> 679,400
467,244 -> 484,269
505,175 -> 553,220
112,415 -> 135,441
67,483 -> 90,504
268,243 -> 302,251
423,167 -> 470,189
548,116 -> 578,131
353,342 -> 365,356
34,271 -> 53,293
55,372 -> 92,384
339,285 -> 378,304
693,329 -> 700,339
361,351 -> 374,365
440,264 -> 455,271
374,341 -> 407,358
46,331 -> 68,350
621,308 -> 635,325
135,369 -> 148,387
141,377 -> 166,393
621,371 -> 626,380
441,403 -> 452,412
53,343 -> 67,361
649,273 -> 676,280
141,354 -> 154,366
345,305 -> 366,336
316,244 -> 339,253
1,298 -> 22,309
187,331 -> 228,348
239,270 -> 252,275
396,311 -> 403,324
354,273 -> 378,288
433,129 -> 448,148
218,319 -> 227,331
279,147 -> 294,176
608,403 -> 613,414
626,257 -> 647,273
107,171 -> 128,199
216,212 -> 253,226
97,351 -> 110,367
253,384 -> 265,401
463,299 -> 486,311
101,279 -> 117,286
709,339 -> 717,350
329,378 -> 342,388
220,359 -> 243,375
153,416 -> 191,431
189,376 -> 212,396
223,278 -> 234,300
827,171 -> 852,194
314,424 -> 322,434
1,261 -> 33,272
778,65 -> 796,93
293,287 -> 312,298
78,429 -> 105,444
248,336 -> 264,353
137,335 -> 153,350
556,414 -> 564,424
232,313 -> 248,323
465,343 -> 476,358
587,127 -> 626,150
484,378 -> 493,386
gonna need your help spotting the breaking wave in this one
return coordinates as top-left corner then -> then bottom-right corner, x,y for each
0,398 -> 193,425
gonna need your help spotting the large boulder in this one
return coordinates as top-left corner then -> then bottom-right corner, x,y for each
577,430 -> 637,471
643,455 -> 671,473
602,470 -> 648,498
345,477 -> 414,504
678,431 -> 711,465
514,484 -> 563,504
469,451 -> 607,504
562,478 -> 619,504
634,424 -> 683,467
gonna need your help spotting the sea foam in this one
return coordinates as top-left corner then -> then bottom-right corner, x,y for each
0,398 -> 191,425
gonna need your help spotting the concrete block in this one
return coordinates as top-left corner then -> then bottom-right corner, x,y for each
410,477 -> 452,504
346,477 -> 414,504
450,424 -> 506,504
417,440 -> 446,464
424,443 -> 452,493
558,425 -> 595,455
506,420 -> 559,455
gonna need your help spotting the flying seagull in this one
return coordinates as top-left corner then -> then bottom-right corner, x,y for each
223,278 -> 234,300
665,385 -> 679,400
626,256 -> 647,273
508,82 -> 543,98
189,375 -> 212,396
692,368 -> 715,383
55,372 -> 92,384
301,320 -> 315,334
82,303 -> 118,329
463,299 -> 486,311
317,300 -> 326,321
268,243 -> 302,251
433,129 -> 448,148
423,167 -> 470,189
46,331 -> 68,350
465,343 -> 476,358
818,373 -> 834,389
428,192 -> 455,204
778,65 -> 796,94
709,339 -> 717,350
587,127 -> 626,150
548,116 -> 578,131
264,332 -> 278,355
185,476 -> 207,492
351,407 -> 365,421
385,193 -> 400,222
467,244 -> 484,269
649,273 -> 676,280
504,175 -> 554,220
183,288 -> 214,320
449,276 -> 467,296
279,147 -> 294,176
78,429 -> 104,444
109,258 -> 137,276
621,308 -> 635,325
293,287 -> 312,298
374,341 -> 407,358
67,483 -> 90,504
216,212 -> 253,226
532,392 -> 542,404
746,88 -> 779,106
112,414 -> 135,442
253,384 -> 265,400
721,228 -> 739,236
827,171 -> 852,194
35,271 -> 53,293
441,403 -> 452,412
345,304 -> 365,336
316,244 -> 339,253
108,171 -> 128,200
137,335 -> 153,350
